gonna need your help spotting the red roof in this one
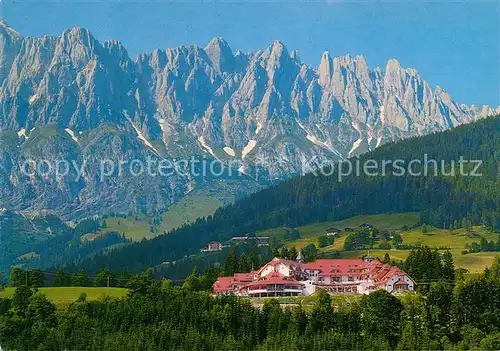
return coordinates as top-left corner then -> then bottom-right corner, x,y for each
233,272 -> 254,281
243,271 -> 303,288
369,263 -> 412,286
394,280 -> 409,286
213,272 -> 257,293
213,277 -> 236,292
304,259 -> 368,274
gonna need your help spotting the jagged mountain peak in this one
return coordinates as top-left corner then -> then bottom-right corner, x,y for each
206,36 -> 230,48
353,54 -> 368,67
205,36 -> 234,73
55,26 -> 102,68
318,51 -> 333,85
0,24 -> 495,135
321,50 -> 331,58
258,40 -> 290,62
103,39 -> 127,51
435,85 -> 446,94
0,18 -> 21,39
60,26 -> 98,48
271,40 -> 287,51
386,58 -> 402,72
333,53 -> 352,63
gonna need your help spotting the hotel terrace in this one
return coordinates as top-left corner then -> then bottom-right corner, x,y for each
213,257 -> 415,297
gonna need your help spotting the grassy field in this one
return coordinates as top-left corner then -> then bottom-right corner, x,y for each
337,249 -> 411,261
401,226 -> 499,248
453,251 -> 500,272
258,212 -> 499,273
0,287 -> 128,303
334,248 -> 498,273
342,225 -> 499,272
161,194 -> 223,232
100,194 -> 222,241
257,213 -> 420,251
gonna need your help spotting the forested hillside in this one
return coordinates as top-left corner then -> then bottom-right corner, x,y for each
0,213 -> 128,275
71,116 -> 500,273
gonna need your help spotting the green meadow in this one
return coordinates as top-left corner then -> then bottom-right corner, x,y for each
257,212 -> 499,272
0,287 -> 128,307
99,194 -> 222,241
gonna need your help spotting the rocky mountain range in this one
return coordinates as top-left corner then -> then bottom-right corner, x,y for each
0,20 -> 498,220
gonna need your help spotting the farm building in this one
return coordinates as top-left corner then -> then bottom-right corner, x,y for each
230,236 -> 270,246
200,241 -> 223,252
326,227 -> 342,236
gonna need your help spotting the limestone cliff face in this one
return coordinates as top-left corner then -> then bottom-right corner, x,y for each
0,21 -> 497,218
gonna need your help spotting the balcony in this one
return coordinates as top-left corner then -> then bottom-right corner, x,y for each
246,285 -> 303,296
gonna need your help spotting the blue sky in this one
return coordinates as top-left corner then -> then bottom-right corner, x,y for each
2,0 -> 498,106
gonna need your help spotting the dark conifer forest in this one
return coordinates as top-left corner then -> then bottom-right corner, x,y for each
1,254 -> 500,350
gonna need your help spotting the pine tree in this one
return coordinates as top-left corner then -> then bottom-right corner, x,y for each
224,248 -> 238,276
441,251 -> 455,281
53,269 -> 72,287
383,253 -> 391,264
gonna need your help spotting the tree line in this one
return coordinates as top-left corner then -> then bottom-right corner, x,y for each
7,267 -> 134,288
464,236 -> 500,255
1,253 -> 500,350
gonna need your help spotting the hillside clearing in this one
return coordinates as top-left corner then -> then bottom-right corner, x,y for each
258,212 -> 419,241
100,194 -> 222,241
257,212 -> 498,273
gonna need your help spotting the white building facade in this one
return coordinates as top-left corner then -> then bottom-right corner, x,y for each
213,257 -> 415,296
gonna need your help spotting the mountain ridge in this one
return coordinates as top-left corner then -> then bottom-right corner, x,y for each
0,21 -> 498,219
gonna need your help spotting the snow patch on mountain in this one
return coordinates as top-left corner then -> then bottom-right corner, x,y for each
133,126 -> 159,155
157,117 -> 166,134
306,133 -> 325,148
223,146 -> 236,157
348,139 -> 363,157
367,126 -> 375,146
238,165 -> 248,175
379,105 -> 385,124
242,140 -> 257,159
255,121 -> 263,135
307,135 -> 343,158
123,111 -> 160,155
351,121 -> 363,136
17,128 -> 28,139
297,120 -> 343,157
198,136 -> 217,159
65,128 -> 79,143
